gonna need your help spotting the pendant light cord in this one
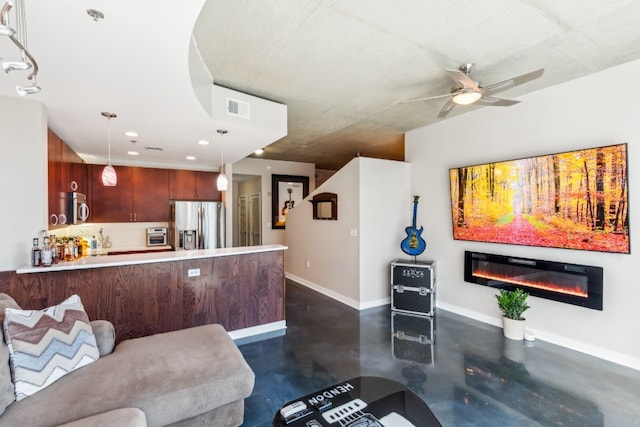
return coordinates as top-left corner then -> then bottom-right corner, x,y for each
107,115 -> 112,165
217,129 -> 228,172
102,112 -> 117,165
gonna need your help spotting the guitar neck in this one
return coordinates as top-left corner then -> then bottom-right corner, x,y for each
412,201 -> 418,228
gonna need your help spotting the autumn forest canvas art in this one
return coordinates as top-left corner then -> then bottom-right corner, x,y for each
449,143 -> 629,254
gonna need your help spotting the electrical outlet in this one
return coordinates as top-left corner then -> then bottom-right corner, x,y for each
306,260 -> 311,268
187,268 -> 200,277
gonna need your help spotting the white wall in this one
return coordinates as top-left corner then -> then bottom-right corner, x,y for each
405,59 -> 640,369
233,157 -> 315,245
286,157 -> 411,309
359,158 -> 411,306
286,159 -> 361,305
0,95 -> 47,271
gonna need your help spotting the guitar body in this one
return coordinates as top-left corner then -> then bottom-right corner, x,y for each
401,196 -> 426,256
401,225 -> 426,256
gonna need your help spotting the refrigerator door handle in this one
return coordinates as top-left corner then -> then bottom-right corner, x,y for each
197,205 -> 202,250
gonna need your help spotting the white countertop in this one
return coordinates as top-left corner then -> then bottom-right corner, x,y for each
16,245 -> 287,274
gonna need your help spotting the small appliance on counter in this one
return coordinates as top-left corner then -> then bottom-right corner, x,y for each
147,227 -> 168,247
66,192 -> 89,224
168,201 -> 225,250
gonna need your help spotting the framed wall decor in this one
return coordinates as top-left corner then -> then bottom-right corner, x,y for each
272,174 -> 309,229
449,143 -> 629,254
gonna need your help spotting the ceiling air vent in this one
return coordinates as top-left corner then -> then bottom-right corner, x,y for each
144,146 -> 164,152
226,97 -> 250,119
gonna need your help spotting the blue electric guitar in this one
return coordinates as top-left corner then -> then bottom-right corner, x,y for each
401,196 -> 426,256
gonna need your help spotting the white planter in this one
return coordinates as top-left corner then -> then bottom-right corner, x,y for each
502,316 -> 525,340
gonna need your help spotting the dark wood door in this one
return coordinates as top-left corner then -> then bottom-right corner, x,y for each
195,171 -> 221,201
169,169 -> 196,200
62,142 -> 86,194
133,167 -> 169,222
90,165 -> 134,222
47,129 -> 63,227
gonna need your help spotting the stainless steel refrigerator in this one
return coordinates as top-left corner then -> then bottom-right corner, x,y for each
168,201 -> 225,250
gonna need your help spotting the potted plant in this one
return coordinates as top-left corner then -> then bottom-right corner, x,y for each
496,288 -> 530,340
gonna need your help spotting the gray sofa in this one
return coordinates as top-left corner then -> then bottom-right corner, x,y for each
0,294 -> 255,426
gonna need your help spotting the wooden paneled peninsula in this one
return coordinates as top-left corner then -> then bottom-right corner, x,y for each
2,245 -> 286,343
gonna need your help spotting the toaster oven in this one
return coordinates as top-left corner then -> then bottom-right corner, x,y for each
147,227 -> 168,246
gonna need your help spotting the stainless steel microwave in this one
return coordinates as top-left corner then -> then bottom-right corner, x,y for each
147,227 -> 168,246
67,192 -> 89,224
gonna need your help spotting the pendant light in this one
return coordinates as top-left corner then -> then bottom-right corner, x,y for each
216,129 -> 228,191
101,112 -> 117,186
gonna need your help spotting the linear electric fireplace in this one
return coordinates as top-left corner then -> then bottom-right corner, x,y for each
464,251 -> 603,310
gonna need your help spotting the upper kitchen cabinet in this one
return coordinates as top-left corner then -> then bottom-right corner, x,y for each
90,166 -> 169,222
133,167 -> 170,221
48,129 -> 87,228
62,142 -> 87,193
169,170 -> 221,201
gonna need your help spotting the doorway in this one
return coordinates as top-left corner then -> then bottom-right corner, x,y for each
233,174 -> 262,247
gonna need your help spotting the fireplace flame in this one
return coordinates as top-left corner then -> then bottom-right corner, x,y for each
473,271 -> 588,298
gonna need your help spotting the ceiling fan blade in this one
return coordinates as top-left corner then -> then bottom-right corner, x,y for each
445,69 -> 481,92
437,99 -> 456,118
400,93 -> 453,104
483,68 -> 544,96
475,96 -> 520,106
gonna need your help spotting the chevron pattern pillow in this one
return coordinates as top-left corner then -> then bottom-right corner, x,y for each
3,295 -> 99,401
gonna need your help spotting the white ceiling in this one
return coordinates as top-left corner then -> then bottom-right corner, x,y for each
2,1 -> 640,172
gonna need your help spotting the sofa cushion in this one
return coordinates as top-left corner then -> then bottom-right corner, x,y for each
0,293 -> 21,415
3,294 -> 100,401
56,407 -> 147,427
90,320 -> 115,357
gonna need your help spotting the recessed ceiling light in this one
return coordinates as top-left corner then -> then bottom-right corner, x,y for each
254,148 -> 264,155
124,131 -> 139,137
197,140 -> 210,145
128,151 -> 139,156
186,156 -> 196,161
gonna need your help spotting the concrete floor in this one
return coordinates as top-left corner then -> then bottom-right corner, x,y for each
239,281 -> 640,426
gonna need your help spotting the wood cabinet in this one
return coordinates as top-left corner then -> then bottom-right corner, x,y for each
90,165 -> 169,222
48,129 -> 87,228
169,169 -> 221,201
47,129 -> 63,226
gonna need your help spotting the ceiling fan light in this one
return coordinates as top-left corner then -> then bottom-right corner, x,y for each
452,90 -> 482,105
2,59 -> 31,72
101,164 -> 117,186
217,172 -> 228,191
0,24 -> 15,37
16,83 -> 41,96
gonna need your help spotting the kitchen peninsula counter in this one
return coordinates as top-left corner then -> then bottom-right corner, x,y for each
3,245 -> 287,343
16,244 -> 286,273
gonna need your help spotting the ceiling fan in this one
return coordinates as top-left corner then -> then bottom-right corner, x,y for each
404,63 -> 544,118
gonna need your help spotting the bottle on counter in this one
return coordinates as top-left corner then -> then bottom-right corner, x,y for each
55,237 -> 63,262
90,235 -> 97,256
41,237 -> 52,267
73,237 -> 80,259
64,237 -> 73,261
49,235 -> 58,264
31,238 -> 41,267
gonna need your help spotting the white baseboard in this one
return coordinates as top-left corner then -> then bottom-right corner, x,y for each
286,273 -> 390,311
436,301 -> 640,371
227,320 -> 286,341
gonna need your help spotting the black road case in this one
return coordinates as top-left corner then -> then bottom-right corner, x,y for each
391,259 -> 435,316
391,311 -> 435,366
